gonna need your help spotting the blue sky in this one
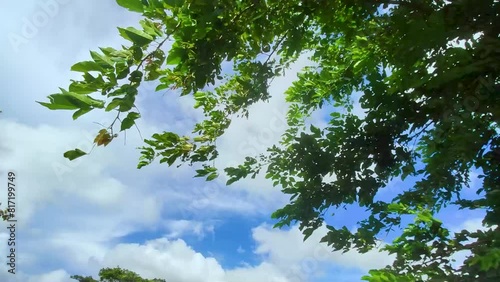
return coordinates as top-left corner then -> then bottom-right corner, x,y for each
0,1 -> 489,282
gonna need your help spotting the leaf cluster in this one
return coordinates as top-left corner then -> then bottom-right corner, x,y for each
42,0 -> 500,280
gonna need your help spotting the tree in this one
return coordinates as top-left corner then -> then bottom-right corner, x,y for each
40,0 -> 500,280
71,266 -> 166,282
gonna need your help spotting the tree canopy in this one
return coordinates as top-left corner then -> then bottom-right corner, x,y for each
40,0 -> 500,281
71,266 -> 166,282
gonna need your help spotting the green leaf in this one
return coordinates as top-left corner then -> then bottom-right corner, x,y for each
132,46 -> 143,62
38,90 -> 105,111
361,275 -> 372,281
118,27 -> 153,46
155,83 -> 169,91
115,61 -> 130,79
310,124 -> 321,135
140,19 -> 163,37
99,47 -> 117,56
416,210 -> 434,223
121,112 -> 140,131
166,48 -> 183,65
387,203 -> 407,213
106,98 -> 122,112
195,169 -> 209,177
163,0 -> 183,8
303,228 -> 314,241
226,178 -> 238,186
69,82 -> 98,94
72,107 -> 92,120
129,70 -> 143,83
64,149 -> 87,160
90,51 -> 114,69
116,0 -> 144,13
71,61 -> 103,72
206,172 -> 218,181
38,95 -> 80,110
118,94 -> 135,112
166,155 -> 177,166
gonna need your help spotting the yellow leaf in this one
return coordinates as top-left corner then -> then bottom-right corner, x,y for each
94,129 -> 112,146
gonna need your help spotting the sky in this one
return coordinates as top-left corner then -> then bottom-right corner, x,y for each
0,1 -> 489,282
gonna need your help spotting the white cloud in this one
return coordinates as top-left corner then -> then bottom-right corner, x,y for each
163,220 -> 215,240
74,223 -> 393,282
225,262 -> 290,282
0,269 -> 72,282
443,216 -> 496,270
252,224 -> 394,275
236,246 -> 245,254
458,218 -> 487,233
0,116 -> 295,277
98,239 -> 226,282
95,237 -> 292,282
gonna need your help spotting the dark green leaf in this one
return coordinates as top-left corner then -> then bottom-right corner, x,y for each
64,149 -> 87,161
120,112 -> 140,131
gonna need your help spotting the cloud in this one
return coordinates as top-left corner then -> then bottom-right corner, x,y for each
252,224 -> 395,279
28,270 -> 72,282
73,223 -> 393,282
98,238 -> 226,282
163,220 -> 215,240
439,216 -> 496,270
0,115 -> 287,276
0,269 -> 72,282
236,246 -> 245,254
95,236 -> 293,282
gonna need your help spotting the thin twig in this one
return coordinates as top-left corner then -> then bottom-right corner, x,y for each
123,24 -> 181,142
231,3 -> 256,23
109,111 -> 121,131
135,24 -> 180,72
88,143 -> 97,155
264,34 -> 287,66
133,105 -> 142,116
93,121 -> 107,128
134,122 -> 143,140
408,121 -> 432,140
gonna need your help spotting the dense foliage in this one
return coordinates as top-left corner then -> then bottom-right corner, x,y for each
71,267 -> 166,282
40,0 -> 500,280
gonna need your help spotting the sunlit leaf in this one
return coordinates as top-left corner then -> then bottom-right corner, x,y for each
118,27 -> 153,46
